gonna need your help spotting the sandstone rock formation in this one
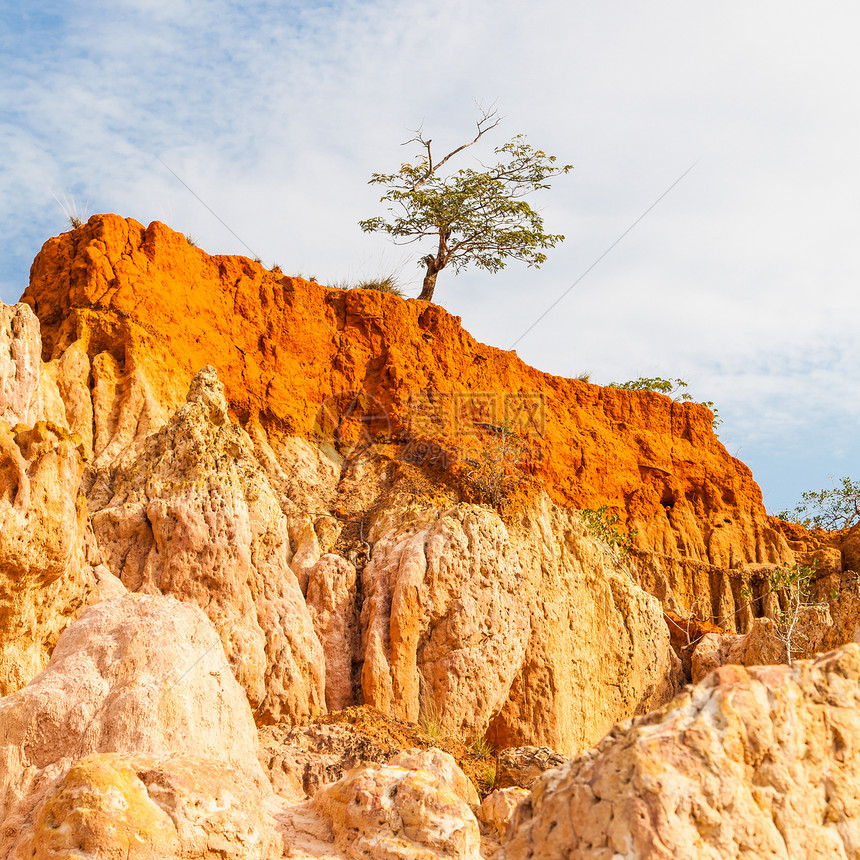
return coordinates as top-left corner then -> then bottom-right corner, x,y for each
0,593 -> 277,858
9,215 -> 860,857
0,302 -> 95,694
357,490 -> 680,755
479,788 -> 530,841
21,215 -> 796,633
503,644 -> 860,859
90,366 -> 326,724
312,759 -> 482,860
0,303 -> 42,426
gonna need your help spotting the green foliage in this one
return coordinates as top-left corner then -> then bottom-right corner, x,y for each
740,561 -> 828,665
184,235 -> 198,247
359,109 -> 572,301
775,476 -> 860,530
579,505 -> 636,560
465,420 -> 530,507
608,377 -> 721,429
476,762 -> 497,792
469,734 -> 493,759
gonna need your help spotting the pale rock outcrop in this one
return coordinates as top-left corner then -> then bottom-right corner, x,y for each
359,491 -> 680,755
313,760 -> 481,860
503,644 -> 860,860
486,496 -> 682,754
22,753 -> 280,860
691,617 -> 788,682
307,554 -> 360,711
360,499 -> 531,736
389,748 -> 480,807
0,593 -> 275,858
0,420 -> 93,693
479,788 -> 530,840
90,366 -> 326,723
0,301 -> 94,693
0,303 -> 42,426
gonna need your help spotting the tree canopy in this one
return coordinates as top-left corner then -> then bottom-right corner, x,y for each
359,109 -> 573,302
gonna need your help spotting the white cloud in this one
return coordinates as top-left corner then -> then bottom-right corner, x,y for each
2,0 -> 860,511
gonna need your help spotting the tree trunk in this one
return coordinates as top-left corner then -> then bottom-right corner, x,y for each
419,257 -> 440,301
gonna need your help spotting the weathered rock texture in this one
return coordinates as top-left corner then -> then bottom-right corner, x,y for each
0,304 -> 42,426
21,216 -> 793,605
312,759 -> 482,860
358,492 -> 680,755
503,644 -> 860,860
0,593 -> 278,859
0,302 -> 95,694
90,366 -> 326,724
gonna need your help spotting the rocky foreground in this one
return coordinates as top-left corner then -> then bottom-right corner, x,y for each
1,215 -> 860,857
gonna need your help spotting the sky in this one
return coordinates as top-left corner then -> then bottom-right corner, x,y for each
2,0 -> 859,514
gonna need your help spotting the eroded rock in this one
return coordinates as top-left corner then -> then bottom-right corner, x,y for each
313,760 -> 481,860
91,367 -> 326,724
0,593 -> 273,858
502,644 -> 860,859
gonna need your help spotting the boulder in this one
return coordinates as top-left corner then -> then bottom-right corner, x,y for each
502,644 -> 860,859
313,760 -> 481,860
0,593 -> 273,857
494,746 -> 566,791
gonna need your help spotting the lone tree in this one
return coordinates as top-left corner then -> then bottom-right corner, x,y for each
359,108 -> 573,302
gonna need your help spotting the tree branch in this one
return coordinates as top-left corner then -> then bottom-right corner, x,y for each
404,105 -> 502,191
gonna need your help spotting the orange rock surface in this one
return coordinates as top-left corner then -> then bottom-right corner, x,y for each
23,214 -> 785,568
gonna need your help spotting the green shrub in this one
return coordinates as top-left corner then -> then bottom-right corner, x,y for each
608,377 -> 721,429
579,505 -> 636,560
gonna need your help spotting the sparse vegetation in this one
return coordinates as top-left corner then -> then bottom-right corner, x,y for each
185,235 -> 198,247
53,192 -> 88,230
418,696 -> 444,742
464,420 -> 530,506
476,761 -> 497,792
359,106 -> 573,302
741,561 -> 831,665
354,275 -> 405,297
776,476 -> 860,530
579,505 -> 636,561
609,377 -> 721,429
469,733 -> 493,759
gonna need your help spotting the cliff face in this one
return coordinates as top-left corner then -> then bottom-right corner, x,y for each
3,214 -> 860,858
23,215 -> 789,571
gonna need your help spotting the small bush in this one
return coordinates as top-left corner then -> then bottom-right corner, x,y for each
355,275 -> 405,297
609,377 -> 721,429
464,420 -> 530,507
579,505 -> 636,560
741,560 -> 831,664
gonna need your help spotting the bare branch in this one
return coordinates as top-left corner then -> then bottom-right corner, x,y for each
405,105 -> 503,191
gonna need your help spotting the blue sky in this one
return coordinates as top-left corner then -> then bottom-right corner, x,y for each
2,0 -> 860,513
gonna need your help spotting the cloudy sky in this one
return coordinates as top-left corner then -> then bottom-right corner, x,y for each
2,0 -> 859,513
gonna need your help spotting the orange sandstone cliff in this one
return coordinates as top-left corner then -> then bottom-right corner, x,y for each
4,215 -> 860,857
23,215 -> 789,580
